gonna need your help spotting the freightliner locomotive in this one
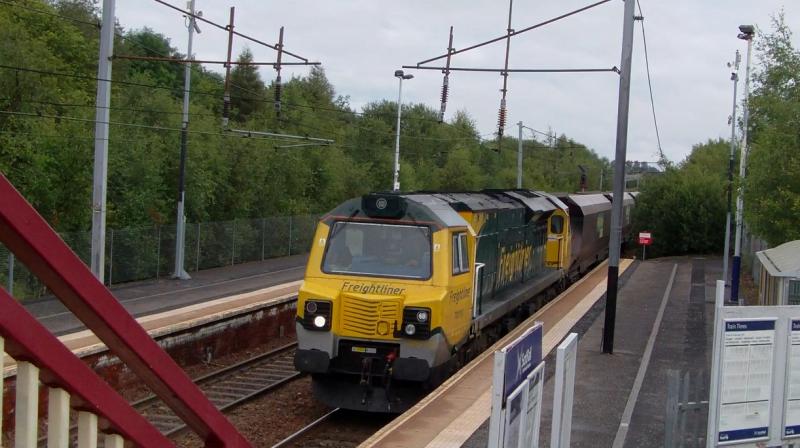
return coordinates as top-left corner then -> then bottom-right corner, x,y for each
293,190 -> 634,412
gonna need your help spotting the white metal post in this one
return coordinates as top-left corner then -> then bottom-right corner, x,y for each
78,412 -> 98,448
47,388 -> 70,448
722,50 -> 740,288
15,361 -> 40,448
732,29 -> 754,304
104,434 -> 125,448
517,121 -> 523,188
706,280 -> 726,447
173,0 -> 198,280
550,333 -> 578,448
392,76 -> 405,192
90,0 -> 116,283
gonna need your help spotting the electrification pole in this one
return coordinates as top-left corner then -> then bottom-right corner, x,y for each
731,25 -> 754,304
90,0 -> 115,283
517,121 -> 523,188
602,0 -> 637,354
393,70 -> 413,191
722,50 -> 740,290
173,0 -> 199,280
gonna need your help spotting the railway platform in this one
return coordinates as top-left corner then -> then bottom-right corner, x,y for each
361,256 -> 717,448
24,253 -> 307,335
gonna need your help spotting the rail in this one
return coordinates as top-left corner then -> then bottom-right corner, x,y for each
0,173 -> 251,447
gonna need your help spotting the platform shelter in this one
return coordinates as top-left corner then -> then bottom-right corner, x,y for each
755,240 -> 800,305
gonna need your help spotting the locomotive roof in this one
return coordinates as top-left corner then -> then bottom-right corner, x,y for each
503,190 -> 559,214
325,190 -> 571,229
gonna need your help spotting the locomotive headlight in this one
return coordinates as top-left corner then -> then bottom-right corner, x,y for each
404,323 -> 417,336
416,310 -> 429,323
302,299 -> 331,331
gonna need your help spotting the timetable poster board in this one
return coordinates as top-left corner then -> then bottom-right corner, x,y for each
521,362 -> 545,448
785,320 -> 800,438
503,380 -> 527,448
718,319 -> 776,444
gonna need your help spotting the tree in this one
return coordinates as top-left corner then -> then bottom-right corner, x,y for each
632,140 -> 728,257
229,48 -> 266,122
743,14 -> 800,246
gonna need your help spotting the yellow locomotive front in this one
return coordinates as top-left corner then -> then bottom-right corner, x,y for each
294,194 -> 474,412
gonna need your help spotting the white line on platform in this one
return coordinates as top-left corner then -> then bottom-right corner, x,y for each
611,263 -> 678,448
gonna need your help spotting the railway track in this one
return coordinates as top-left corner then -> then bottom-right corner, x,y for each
37,341 -> 301,446
270,408 -> 394,448
270,408 -> 342,448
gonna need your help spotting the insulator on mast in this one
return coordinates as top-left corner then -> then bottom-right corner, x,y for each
274,76 -> 282,117
497,98 -> 507,136
438,77 -> 449,123
222,93 -> 230,128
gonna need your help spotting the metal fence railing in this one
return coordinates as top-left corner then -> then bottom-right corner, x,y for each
0,215 -> 320,301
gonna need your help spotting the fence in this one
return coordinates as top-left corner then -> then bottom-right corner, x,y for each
664,369 -> 709,447
0,215 -> 319,301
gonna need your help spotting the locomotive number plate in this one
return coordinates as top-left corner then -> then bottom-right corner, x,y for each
351,346 -> 377,354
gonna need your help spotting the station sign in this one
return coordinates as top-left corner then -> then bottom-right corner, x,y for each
489,322 -> 544,448
638,231 -> 652,246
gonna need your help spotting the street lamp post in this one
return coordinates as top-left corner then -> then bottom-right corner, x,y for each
722,49 -> 741,291
393,70 -> 413,192
731,24 -> 754,305
173,0 -> 201,280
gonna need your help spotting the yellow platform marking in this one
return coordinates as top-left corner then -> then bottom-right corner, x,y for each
3,280 -> 302,378
360,259 -> 633,448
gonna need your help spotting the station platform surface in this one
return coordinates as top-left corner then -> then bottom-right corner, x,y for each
23,254 -> 307,335
460,256 -> 717,448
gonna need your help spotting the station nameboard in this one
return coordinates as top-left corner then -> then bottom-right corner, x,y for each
502,323 -> 543,400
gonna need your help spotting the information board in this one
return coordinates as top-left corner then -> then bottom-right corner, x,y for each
503,380 -> 526,448
521,362 -> 545,448
707,280 -> 800,448
785,320 -> 800,437
718,319 -> 775,443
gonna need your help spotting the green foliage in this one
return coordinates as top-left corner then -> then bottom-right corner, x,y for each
0,0 -> 613,235
743,14 -> 800,246
632,140 -> 728,257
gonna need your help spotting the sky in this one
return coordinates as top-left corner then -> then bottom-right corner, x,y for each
116,1 -> 800,164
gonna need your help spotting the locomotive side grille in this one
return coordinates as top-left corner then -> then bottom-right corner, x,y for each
341,295 -> 401,337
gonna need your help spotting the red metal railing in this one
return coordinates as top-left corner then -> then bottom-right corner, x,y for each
0,174 -> 252,447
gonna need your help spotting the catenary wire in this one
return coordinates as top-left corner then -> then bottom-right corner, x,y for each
636,0 -> 665,162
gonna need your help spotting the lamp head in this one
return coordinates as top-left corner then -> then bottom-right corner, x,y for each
395,70 -> 414,80
738,24 -> 755,40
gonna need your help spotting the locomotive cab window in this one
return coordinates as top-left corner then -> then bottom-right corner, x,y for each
550,215 -> 564,234
322,222 -> 431,279
452,232 -> 469,275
